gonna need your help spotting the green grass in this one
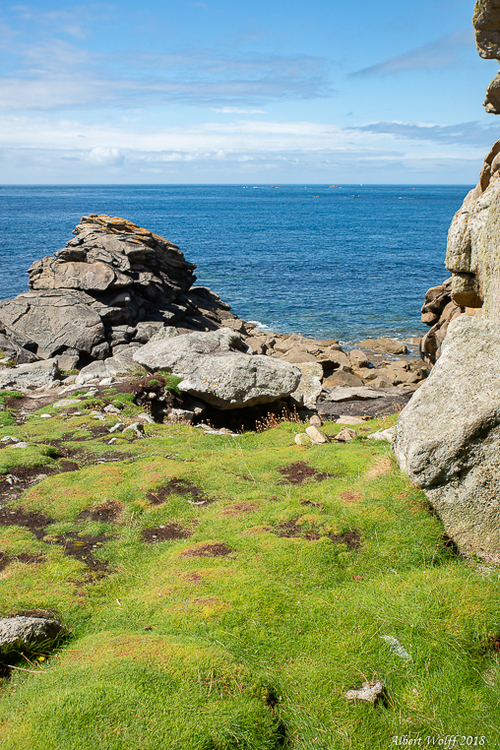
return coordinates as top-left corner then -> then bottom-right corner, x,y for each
0,399 -> 499,749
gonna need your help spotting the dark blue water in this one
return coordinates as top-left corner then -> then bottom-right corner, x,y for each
0,184 -> 470,344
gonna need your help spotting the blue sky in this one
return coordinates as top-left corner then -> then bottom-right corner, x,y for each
1,0 -> 499,183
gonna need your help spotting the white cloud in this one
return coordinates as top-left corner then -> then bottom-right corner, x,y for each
87,146 -> 124,166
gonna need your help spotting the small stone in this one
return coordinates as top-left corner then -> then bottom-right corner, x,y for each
0,615 -> 66,655
137,413 -> 155,424
104,404 -> 121,414
107,437 -> 117,445
309,414 -> 322,427
99,377 -> 115,385
109,422 -> 124,433
295,433 -> 312,446
7,442 -> 30,449
39,413 -> 52,419
0,436 -> 20,443
344,681 -> 385,705
335,428 -> 356,442
305,425 -> 328,444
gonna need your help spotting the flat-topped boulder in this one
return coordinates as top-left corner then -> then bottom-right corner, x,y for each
133,328 -> 301,410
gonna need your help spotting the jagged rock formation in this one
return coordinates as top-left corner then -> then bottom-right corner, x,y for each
0,215 -> 242,367
474,0 -> 500,113
419,278 -> 462,364
418,138 -> 500,363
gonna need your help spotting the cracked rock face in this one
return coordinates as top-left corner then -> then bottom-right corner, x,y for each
0,215 -> 234,365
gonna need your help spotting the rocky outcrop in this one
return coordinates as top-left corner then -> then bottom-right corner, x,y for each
474,0 -> 500,113
0,214 -> 234,365
395,133 -> 500,556
133,328 -> 301,410
419,137 -> 500,363
394,317 -> 500,559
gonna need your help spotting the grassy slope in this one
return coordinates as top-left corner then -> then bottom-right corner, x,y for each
0,391 -> 498,749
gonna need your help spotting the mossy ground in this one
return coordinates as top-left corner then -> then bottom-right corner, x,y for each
0,391 -> 498,749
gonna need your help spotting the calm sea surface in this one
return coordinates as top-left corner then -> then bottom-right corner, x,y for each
0,184 -> 470,344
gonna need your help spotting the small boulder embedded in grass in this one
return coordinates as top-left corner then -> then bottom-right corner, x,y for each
309,414 -> 322,427
0,614 -> 66,656
344,681 -> 385,705
295,433 -> 312,446
335,427 -> 356,442
305,425 -> 328,444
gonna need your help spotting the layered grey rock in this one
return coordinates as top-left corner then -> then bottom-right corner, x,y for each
0,359 -> 60,390
393,316 -> 500,558
0,215 -> 233,365
133,328 -> 301,409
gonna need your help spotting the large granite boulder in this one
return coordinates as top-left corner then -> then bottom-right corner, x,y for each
133,328 -> 301,409
474,0 -> 500,112
393,316 -> 500,559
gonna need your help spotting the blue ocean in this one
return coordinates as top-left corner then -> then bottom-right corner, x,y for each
0,184 -> 470,345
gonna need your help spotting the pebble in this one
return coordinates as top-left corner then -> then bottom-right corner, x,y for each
137,413 -> 155,424
107,437 -> 117,445
39,413 -> 52,419
109,422 -> 124,433
99,377 -> 115,385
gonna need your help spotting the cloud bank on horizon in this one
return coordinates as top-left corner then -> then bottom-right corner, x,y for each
1,0 -> 498,184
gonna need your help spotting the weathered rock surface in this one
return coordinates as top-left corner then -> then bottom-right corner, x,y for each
289,362 -> 323,410
0,359 -> 60,390
474,0 -> 500,112
0,615 -> 65,655
0,215 -> 234,365
133,328 -> 301,409
393,316 -> 500,559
